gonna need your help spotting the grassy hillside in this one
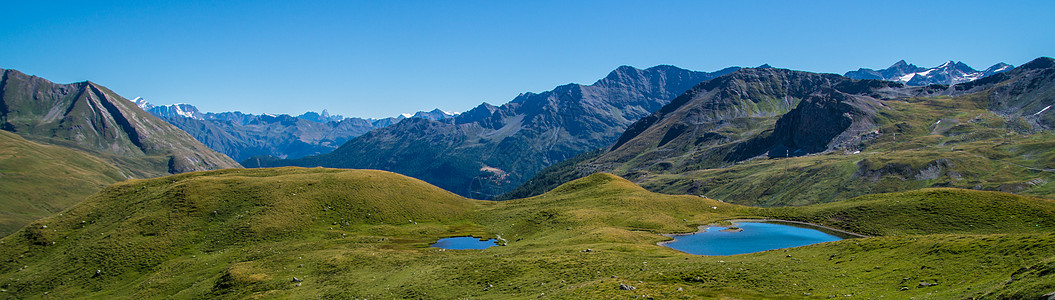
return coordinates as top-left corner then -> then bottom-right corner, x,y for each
2,168 -> 1053,298
763,188 -> 1055,236
0,131 -> 126,237
637,96 -> 1055,206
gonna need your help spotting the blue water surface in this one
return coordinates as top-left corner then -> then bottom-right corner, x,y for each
663,222 -> 843,256
431,237 -> 500,250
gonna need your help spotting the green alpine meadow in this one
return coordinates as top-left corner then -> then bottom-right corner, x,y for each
3,3 -> 1054,297
1,168 -> 1053,298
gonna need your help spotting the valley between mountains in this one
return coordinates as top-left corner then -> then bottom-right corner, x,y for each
0,58 -> 1054,298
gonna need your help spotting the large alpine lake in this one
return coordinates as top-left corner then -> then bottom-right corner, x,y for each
662,221 -> 850,256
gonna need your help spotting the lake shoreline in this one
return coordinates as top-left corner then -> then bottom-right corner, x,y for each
724,219 -> 870,238
656,219 -> 868,248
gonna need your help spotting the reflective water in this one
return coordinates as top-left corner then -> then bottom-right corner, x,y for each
431,237 -> 500,250
663,221 -> 844,256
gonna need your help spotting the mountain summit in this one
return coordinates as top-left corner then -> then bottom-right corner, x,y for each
845,60 -> 1012,85
0,68 -> 240,175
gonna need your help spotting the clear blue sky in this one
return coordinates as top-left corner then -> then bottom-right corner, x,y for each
2,0 -> 1052,118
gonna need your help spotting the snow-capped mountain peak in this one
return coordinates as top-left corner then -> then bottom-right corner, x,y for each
131,97 -> 154,110
845,60 -> 1015,86
984,63 -> 1013,74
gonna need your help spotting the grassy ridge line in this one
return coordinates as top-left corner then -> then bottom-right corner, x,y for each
0,168 -> 482,296
0,131 -> 127,237
1,168 -> 1054,298
763,188 -> 1055,236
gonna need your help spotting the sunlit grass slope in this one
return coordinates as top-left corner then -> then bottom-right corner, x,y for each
0,131 -> 127,237
639,96 -> 1055,206
764,188 -> 1055,236
1,168 -> 1054,298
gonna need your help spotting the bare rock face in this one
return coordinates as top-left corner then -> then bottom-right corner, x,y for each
0,68 -> 240,176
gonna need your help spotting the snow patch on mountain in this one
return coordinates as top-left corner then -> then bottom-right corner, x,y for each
1036,105 -> 1052,116
132,97 -> 153,110
846,60 -> 1014,86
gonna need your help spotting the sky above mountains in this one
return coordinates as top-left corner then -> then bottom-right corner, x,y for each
2,0 -> 1053,118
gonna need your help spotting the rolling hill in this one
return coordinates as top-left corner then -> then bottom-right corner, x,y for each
0,131 -> 126,237
0,168 -> 1052,298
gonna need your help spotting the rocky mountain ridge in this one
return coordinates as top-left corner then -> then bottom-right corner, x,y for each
133,99 -> 454,161
0,68 -> 241,176
250,64 -> 741,198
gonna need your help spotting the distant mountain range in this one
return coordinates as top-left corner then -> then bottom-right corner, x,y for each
845,60 -> 1013,86
134,99 -> 454,161
249,65 -> 741,198
505,57 -> 1055,206
241,59 -> 1024,200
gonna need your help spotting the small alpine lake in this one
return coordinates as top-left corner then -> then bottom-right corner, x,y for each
662,220 -> 862,256
431,237 -> 501,250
